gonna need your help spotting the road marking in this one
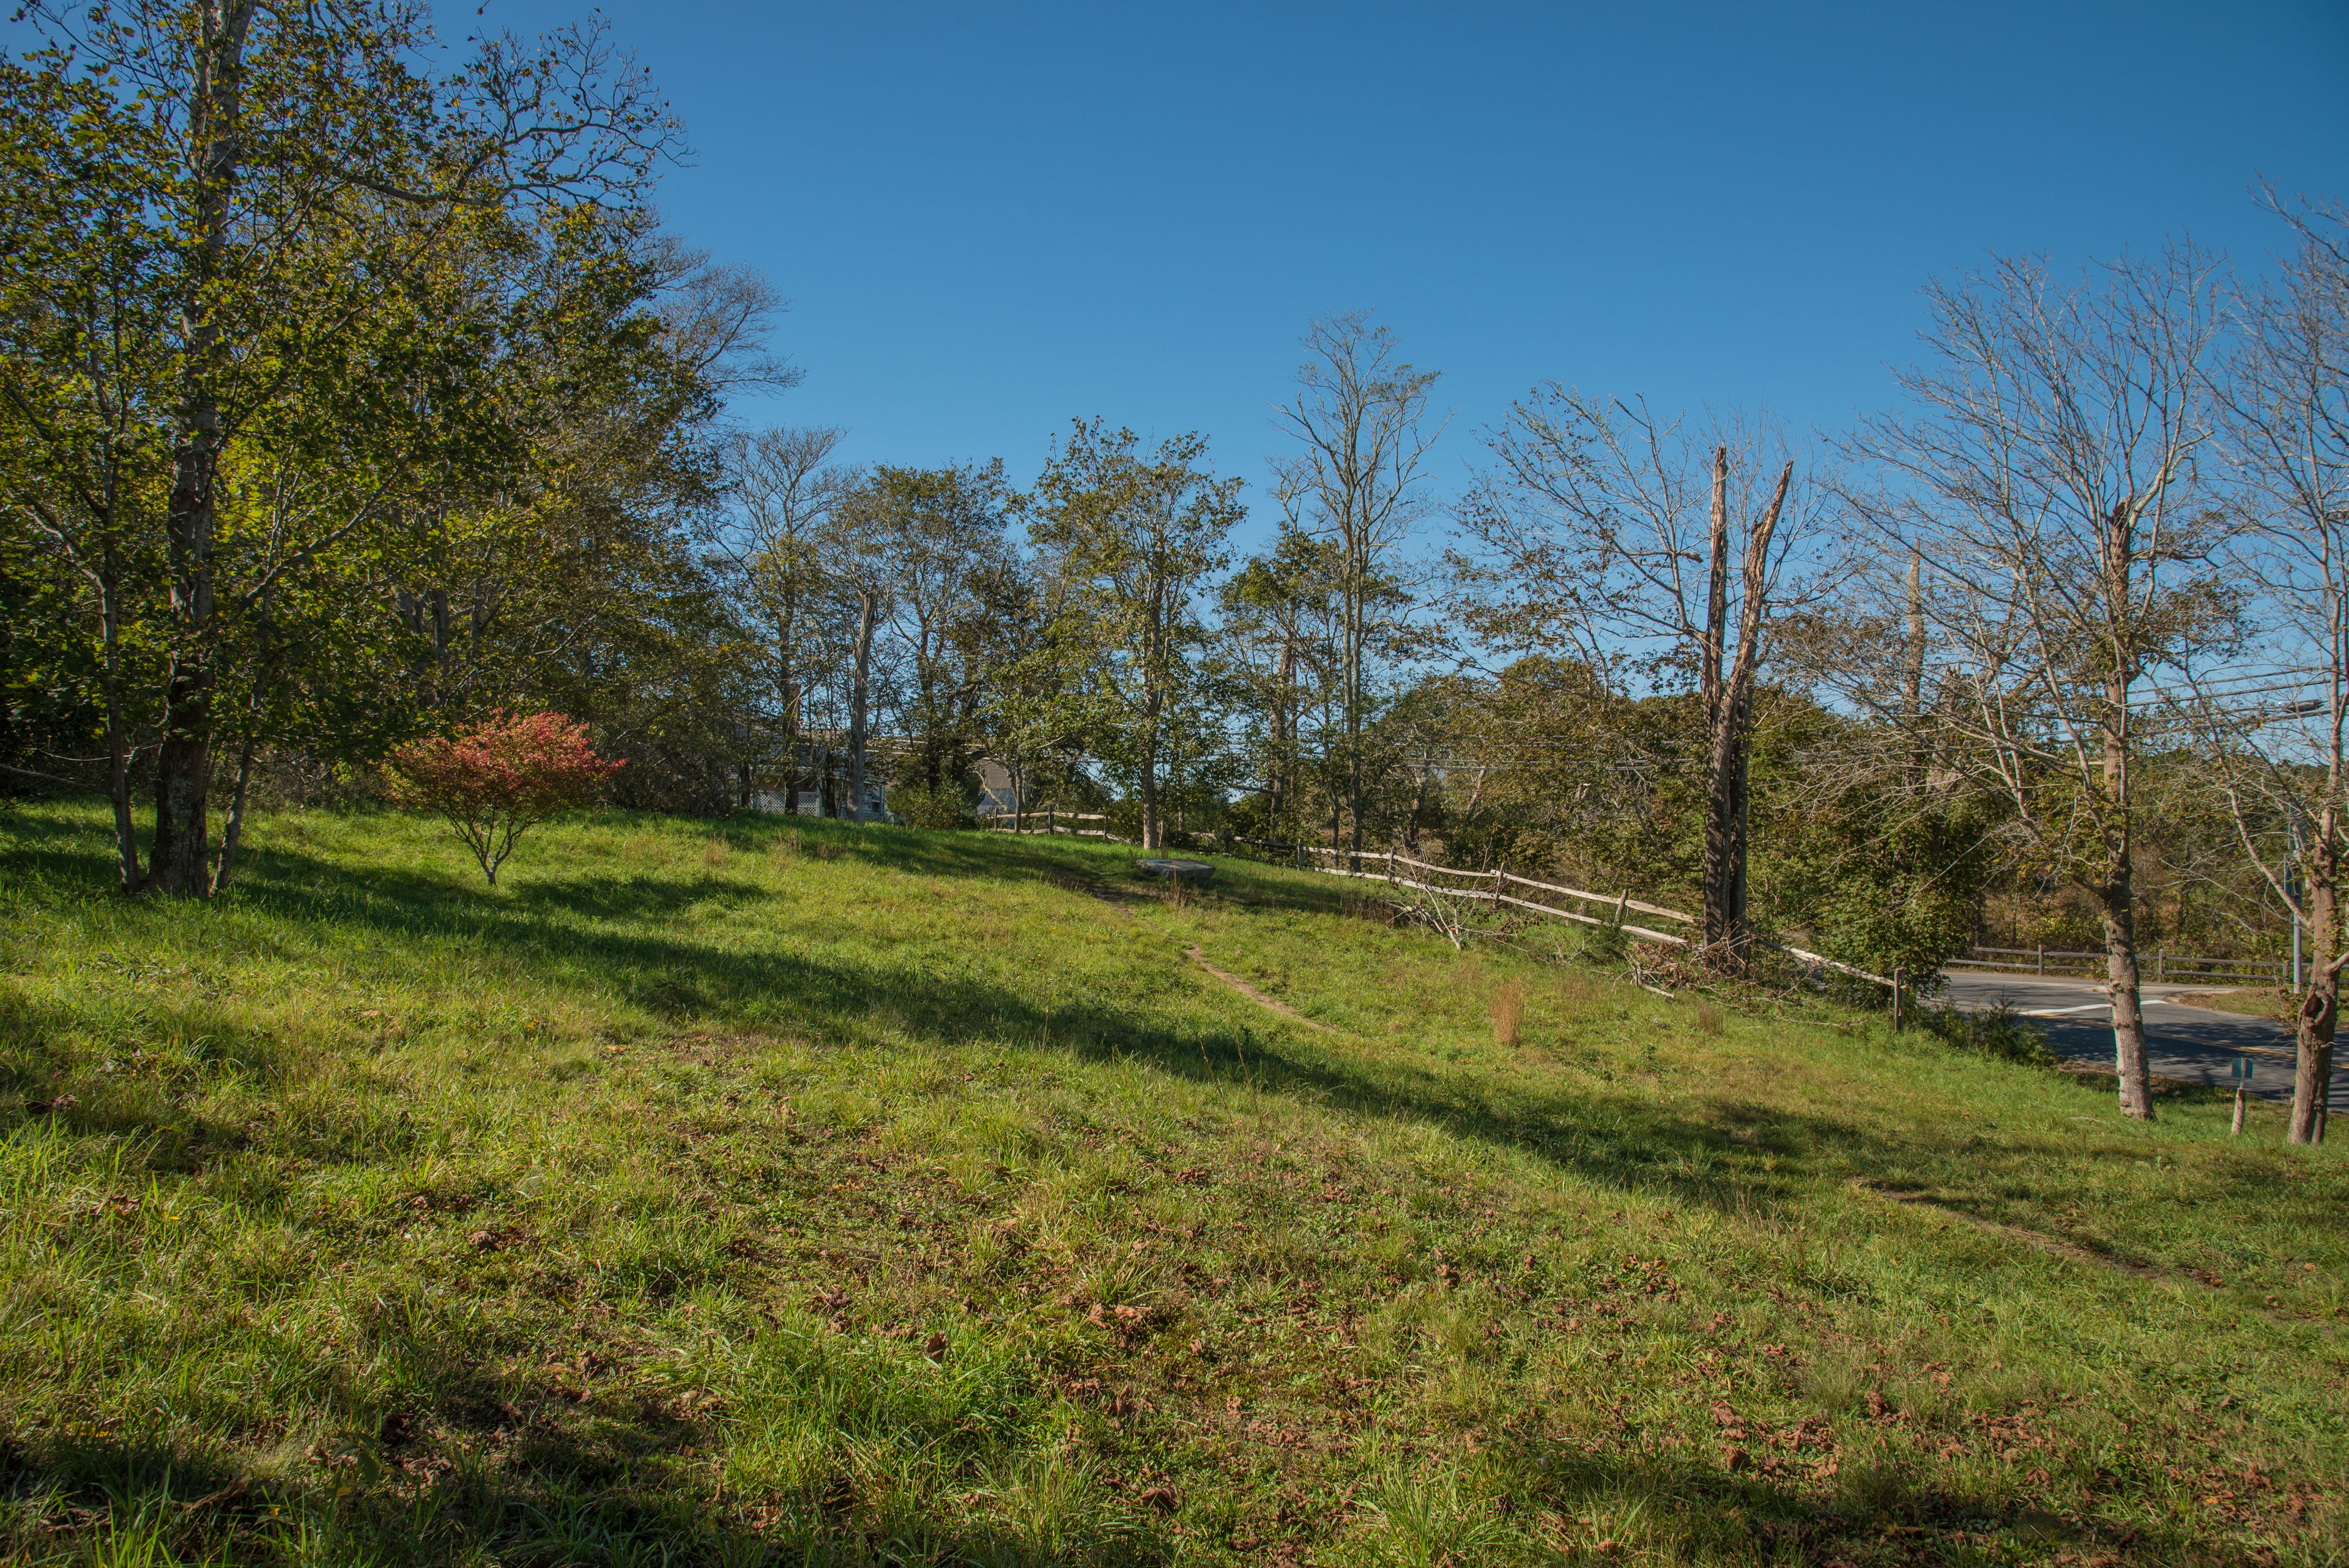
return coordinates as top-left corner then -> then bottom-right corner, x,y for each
2019,1000 -> 2175,1016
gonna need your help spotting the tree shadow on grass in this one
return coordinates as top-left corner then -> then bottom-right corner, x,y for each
0,807 -> 2262,1566
699,813 -> 1349,919
2,806 -> 2297,1219
0,798 -> 122,886
0,808 -> 2078,1221
194,843 -> 1879,1218
0,1421 -> 1171,1567
1502,1441 -> 2191,1568
0,1407 -> 2205,1567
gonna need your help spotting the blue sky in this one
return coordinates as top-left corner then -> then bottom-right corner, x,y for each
486,0 -> 2345,548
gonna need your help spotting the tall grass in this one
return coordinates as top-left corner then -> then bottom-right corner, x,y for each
1488,980 -> 1525,1048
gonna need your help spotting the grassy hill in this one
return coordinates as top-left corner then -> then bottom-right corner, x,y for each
0,798 -> 2342,1567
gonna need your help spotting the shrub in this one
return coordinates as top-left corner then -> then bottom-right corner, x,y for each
385,711 -> 622,884
887,780 -> 974,830
1917,1002 -> 2055,1067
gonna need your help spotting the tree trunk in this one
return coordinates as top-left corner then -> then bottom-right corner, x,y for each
100,554 -> 143,893
1697,448 -> 1737,958
1139,693 -> 1160,851
1348,742 -> 1363,872
209,736 -> 256,894
149,650 -> 216,894
152,404 -> 222,893
776,583 -> 800,813
848,590 -> 877,824
1353,563 -> 1371,878
2103,859 -> 2154,1120
1269,637 -> 1293,830
1728,726 -> 1752,937
2291,837 -> 2337,1144
150,0 -> 254,897
1904,545 -> 1927,793
1699,711 -> 1764,957
1695,456 -> 1789,966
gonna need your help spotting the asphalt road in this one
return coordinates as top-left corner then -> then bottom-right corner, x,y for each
1938,968 -> 2346,1104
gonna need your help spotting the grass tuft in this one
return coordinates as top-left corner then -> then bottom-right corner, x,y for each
1489,980 -> 1525,1048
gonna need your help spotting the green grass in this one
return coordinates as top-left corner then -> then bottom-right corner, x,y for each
0,796 -> 2342,1567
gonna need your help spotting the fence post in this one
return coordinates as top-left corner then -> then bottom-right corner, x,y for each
1492,863 -> 1507,914
2036,944 -> 2044,977
1892,967 -> 1905,1032
2156,951 -> 2165,983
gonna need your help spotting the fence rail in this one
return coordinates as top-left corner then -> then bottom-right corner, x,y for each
1230,838 -> 1893,988
978,820 -> 1132,843
1946,945 -> 2288,985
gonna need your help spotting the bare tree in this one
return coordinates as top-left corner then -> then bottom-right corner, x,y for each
1273,312 -> 1444,868
2202,193 -> 2349,1144
825,475 -> 901,824
1453,393 -> 1815,963
646,240 -> 804,399
1844,245 -> 2231,1120
705,426 -> 846,806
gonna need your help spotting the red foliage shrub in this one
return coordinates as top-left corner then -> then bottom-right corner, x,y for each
386,711 -> 623,884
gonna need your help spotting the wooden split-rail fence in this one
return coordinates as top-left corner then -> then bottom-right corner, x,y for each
977,812 -> 1134,844
1948,945 -> 2289,986
1234,837 -> 1894,993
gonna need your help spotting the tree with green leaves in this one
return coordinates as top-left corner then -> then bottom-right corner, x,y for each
869,462 -> 1019,805
1030,420 -> 1242,851
1219,526 -> 1338,845
0,0 -> 674,894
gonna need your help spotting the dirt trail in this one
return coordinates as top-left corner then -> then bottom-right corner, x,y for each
1073,875 -> 1351,1039
1183,945 -> 1350,1037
